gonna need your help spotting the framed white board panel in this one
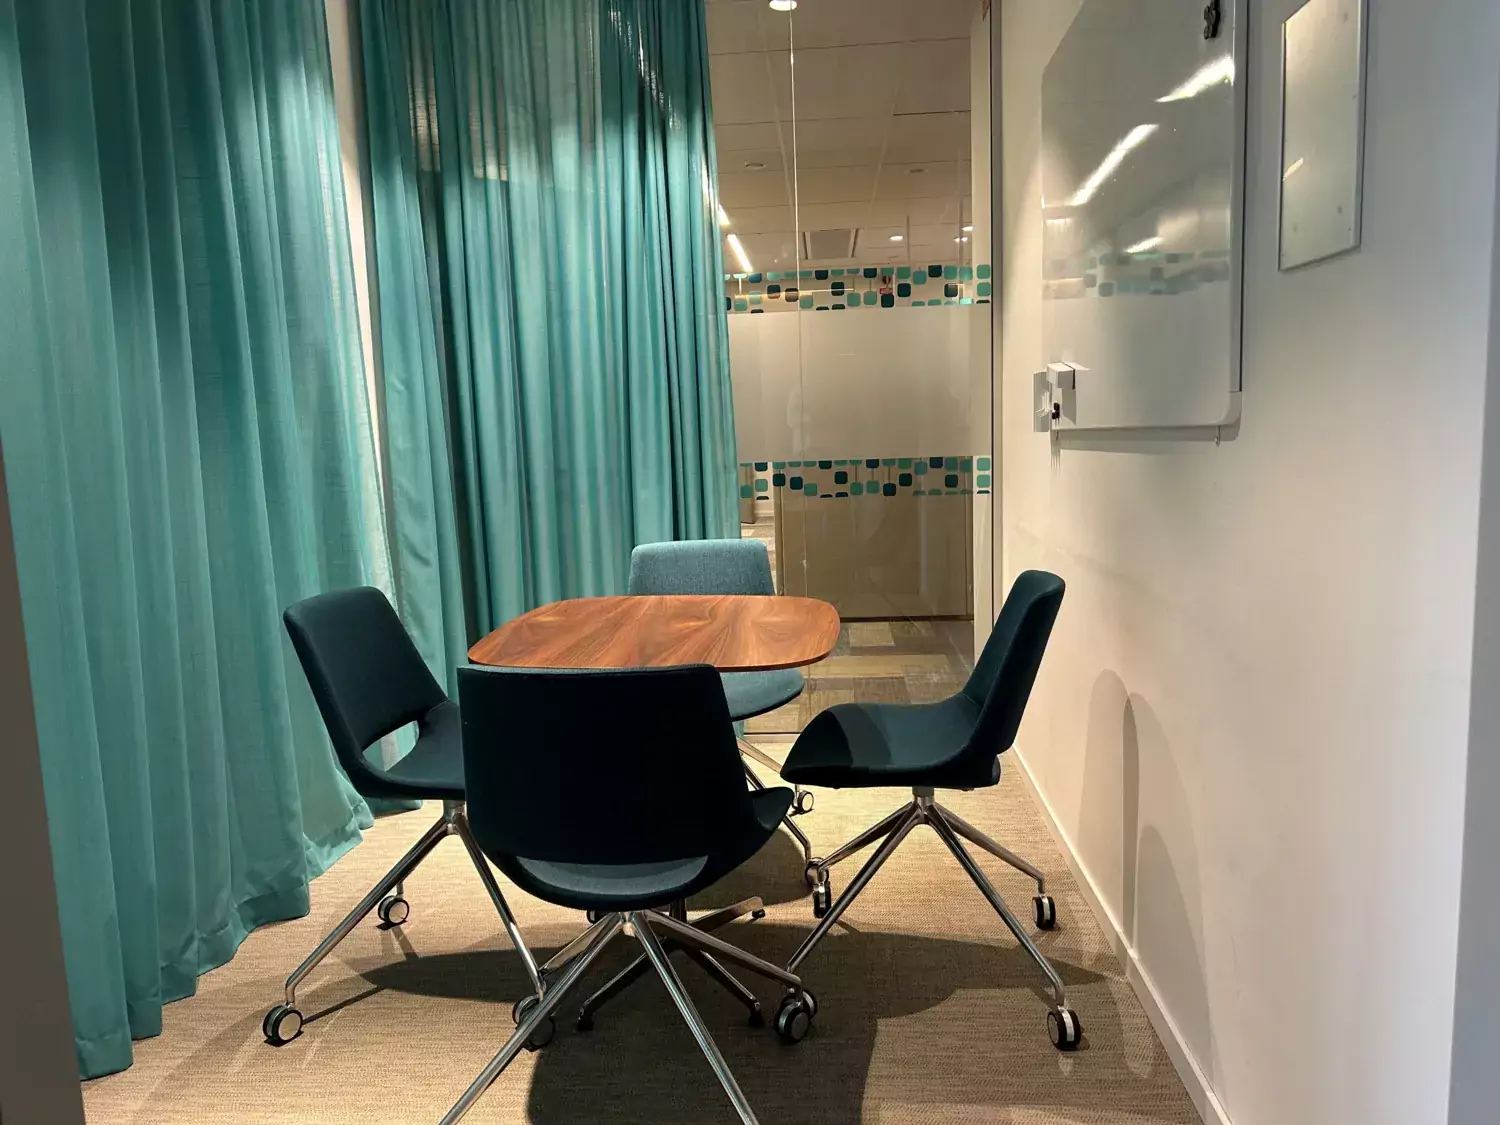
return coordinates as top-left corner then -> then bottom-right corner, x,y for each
1041,0 -> 1245,430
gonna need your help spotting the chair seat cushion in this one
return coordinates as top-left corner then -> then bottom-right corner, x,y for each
721,668 -> 804,721
503,788 -> 793,911
379,699 -> 466,799
779,695 -> 1000,791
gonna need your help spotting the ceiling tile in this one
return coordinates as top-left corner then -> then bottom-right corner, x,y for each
883,112 -> 971,164
709,52 -> 791,125
790,117 -> 891,151
721,204 -> 795,234
873,160 -> 966,201
794,146 -> 885,170
714,122 -> 785,151
705,0 -> 791,55
783,45 -> 902,121
717,147 -> 787,174
795,166 -> 878,205
894,39 -> 971,115
718,170 -> 793,209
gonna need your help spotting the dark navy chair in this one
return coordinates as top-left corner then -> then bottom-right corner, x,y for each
262,587 -> 544,1048
628,539 -> 817,867
439,664 -> 818,1125
778,570 -> 1081,1049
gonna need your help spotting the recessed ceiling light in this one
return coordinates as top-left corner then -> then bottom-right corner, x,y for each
768,0 -> 797,10
962,224 -> 974,232
954,236 -> 969,243
743,161 -> 766,170
889,234 -> 905,242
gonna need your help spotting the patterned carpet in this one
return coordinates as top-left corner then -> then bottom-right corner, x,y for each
81,623 -> 1201,1124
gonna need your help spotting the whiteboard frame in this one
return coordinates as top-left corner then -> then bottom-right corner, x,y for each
1049,0 -> 1247,435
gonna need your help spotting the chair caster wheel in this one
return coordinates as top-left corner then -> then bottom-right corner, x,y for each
775,990 -> 817,1044
791,790 -> 815,815
1048,1007 -> 1082,1051
586,909 -> 604,924
263,1004 -> 303,1046
576,1011 -> 595,1033
751,907 -> 767,920
804,860 -> 824,889
511,994 -> 555,1050
1034,894 -> 1057,930
747,1002 -> 765,1027
811,879 -> 832,918
377,895 -> 409,926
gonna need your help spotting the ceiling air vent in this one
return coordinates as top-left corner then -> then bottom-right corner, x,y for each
802,228 -> 858,261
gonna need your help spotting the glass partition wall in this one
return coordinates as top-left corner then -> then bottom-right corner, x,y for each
707,0 -> 994,732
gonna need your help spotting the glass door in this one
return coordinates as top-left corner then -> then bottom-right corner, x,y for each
708,0 -> 994,733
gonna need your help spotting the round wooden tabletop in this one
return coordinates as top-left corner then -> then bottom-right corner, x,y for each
468,594 -> 841,673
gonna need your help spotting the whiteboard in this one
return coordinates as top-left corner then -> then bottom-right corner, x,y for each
1041,0 -> 1245,430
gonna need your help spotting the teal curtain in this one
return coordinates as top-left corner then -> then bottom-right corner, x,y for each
362,0 -> 738,679
0,0 -> 391,1078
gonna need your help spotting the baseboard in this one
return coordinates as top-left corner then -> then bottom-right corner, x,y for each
1011,749 -> 1233,1125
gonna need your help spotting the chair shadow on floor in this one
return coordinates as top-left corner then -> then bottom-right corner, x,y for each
359,895 -> 1121,1125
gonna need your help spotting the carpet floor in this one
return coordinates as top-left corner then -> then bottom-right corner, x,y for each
81,731 -> 1201,1124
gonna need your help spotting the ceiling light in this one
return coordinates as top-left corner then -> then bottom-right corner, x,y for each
743,161 -> 766,170
726,232 -> 753,274
1067,123 -> 1158,207
954,236 -> 969,243
716,203 -> 730,228
1157,55 -> 1234,103
768,0 -> 797,10
889,234 -> 904,242
1124,235 -> 1163,254
1283,156 -> 1305,180
962,224 -> 974,232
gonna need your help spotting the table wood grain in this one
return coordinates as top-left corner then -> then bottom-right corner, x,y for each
468,595 -> 841,672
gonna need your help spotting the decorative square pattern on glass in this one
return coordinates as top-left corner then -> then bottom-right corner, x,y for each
831,280 -> 845,296
897,282 -> 911,298
898,472 -> 913,486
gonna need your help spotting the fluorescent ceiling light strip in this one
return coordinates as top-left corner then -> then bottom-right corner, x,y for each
1124,236 -> 1163,254
1157,55 -> 1234,103
1067,124 -> 1158,207
727,232 -> 753,274
717,203 -> 731,228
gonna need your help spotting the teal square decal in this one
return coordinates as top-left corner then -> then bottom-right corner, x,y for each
803,483 -> 818,496
977,457 -> 990,471
898,458 -> 912,469
944,265 -> 958,280
800,296 -> 814,309
913,461 -> 928,475
977,281 -> 991,297
960,458 -> 972,472
977,264 -> 991,279
913,271 -> 928,285
863,291 -> 878,306
977,474 -> 991,488
882,458 -> 897,466
754,479 -> 769,493
850,481 -> 864,496
766,271 -> 780,281
740,485 -> 753,498
749,291 -> 763,305
833,268 -> 846,277
773,473 -> 786,487
960,266 -> 973,281
896,265 -> 911,279
733,298 -> 748,311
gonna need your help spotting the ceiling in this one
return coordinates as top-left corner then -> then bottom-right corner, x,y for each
706,0 -> 983,272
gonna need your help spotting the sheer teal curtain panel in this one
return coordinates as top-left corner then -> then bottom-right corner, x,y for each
0,0 -> 390,1077
363,0 -> 738,670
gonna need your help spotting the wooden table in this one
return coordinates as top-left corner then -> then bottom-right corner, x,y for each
468,594 -> 840,672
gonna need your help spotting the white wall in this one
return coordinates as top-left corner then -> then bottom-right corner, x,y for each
997,3 -> 1500,1125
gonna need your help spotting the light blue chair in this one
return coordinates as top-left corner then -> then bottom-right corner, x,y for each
628,539 -> 817,872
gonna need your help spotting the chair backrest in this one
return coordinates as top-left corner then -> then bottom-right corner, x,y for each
628,539 -> 775,597
457,664 -> 758,867
283,587 -> 448,791
961,570 -> 1065,759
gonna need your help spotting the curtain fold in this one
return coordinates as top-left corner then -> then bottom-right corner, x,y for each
0,0 -> 390,1078
363,0 -> 738,676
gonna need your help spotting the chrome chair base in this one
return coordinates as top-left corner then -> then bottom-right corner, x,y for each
788,787 -> 1082,1050
440,909 -> 809,1125
577,896 -> 767,1028
263,801 -> 544,1046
